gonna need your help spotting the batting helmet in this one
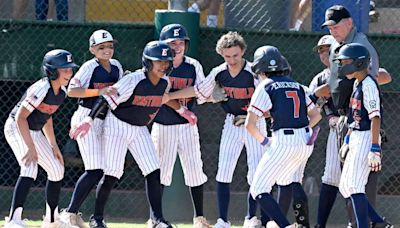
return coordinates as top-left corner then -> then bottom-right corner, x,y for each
333,43 -> 370,75
160,24 -> 190,43
42,49 -> 79,80
251,45 -> 285,75
142,41 -> 174,75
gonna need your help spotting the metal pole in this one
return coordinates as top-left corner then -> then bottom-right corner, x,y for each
168,0 -> 188,11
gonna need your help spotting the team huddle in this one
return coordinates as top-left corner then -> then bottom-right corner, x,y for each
2,4 -> 395,228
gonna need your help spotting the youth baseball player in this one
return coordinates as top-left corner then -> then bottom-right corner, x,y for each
4,49 -> 78,228
334,43 -> 392,228
70,41 -> 197,228
307,35 -> 342,228
246,45 -> 321,228
59,29 -> 123,228
151,23 -> 210,228
163,31 -> 268,228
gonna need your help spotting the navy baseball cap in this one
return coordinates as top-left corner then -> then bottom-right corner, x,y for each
321,5 -> 351,28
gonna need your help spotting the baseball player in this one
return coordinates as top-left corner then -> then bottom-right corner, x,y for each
69,40 -> 197,228
4,49 -> 78,228
151,24 -> 210,228
163,31 -> 268,228
59,29 -> 123,228
334,43 -> 392,228
307,35 -> 342,228
246,45 -> 321,228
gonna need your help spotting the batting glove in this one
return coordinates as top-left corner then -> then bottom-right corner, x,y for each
177,106 -> 198,125
339,134 -> 350,163
210,83 -> 228,103
233,115 -> 247,127
368,144 -> 382,172
69,116 -> 93,140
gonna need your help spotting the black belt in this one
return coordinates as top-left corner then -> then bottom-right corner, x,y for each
283,127 -> 309,135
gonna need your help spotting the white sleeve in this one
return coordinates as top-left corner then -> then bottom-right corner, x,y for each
21,82 -> 48,112
363,83 -> 381,119
111,59 -> 124,79
194,67 -> 218,100
308,76 -> 319,92
102,73 -> 140,110
247,83 -> 272,117
193,61 -> 206,86
69,62 -> 95,89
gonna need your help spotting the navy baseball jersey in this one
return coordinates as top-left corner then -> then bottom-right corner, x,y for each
10,78 -> 66,130
155,56 -> 205,125
250,76 -> 311,131
69,58 -> 122,119
195,61 -> 257,116
348,75 -> 381,131
103,70 -> 170,126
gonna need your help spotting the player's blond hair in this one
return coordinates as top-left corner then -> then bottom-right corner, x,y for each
216,31 -> 247,55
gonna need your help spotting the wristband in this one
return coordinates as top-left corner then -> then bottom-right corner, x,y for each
371,143 -> 381,153
261,137 -> 269,146
344,135 -> 350,144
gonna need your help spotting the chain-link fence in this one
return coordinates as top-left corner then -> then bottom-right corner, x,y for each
0,0 -> 400,225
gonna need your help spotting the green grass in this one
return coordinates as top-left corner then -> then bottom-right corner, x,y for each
0,220 -> 244,228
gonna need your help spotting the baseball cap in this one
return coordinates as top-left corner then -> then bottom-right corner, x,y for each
313,35 -> 335,52
89,29 -> 114,47
321,5 -> 351,28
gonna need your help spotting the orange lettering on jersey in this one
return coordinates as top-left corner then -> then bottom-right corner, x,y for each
93,82 -> 115,89
350,98 -> 361,110
223,87 -> 255,99
36,103 -> 60,114
169,77 -> 194,90
133,95 -> 163,107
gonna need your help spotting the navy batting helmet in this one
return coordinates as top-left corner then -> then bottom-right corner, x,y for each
142,41 -> 174,75
251,45 -> 285,75
42,49 -> 79,80
160,23 -> 190,43
333,43 -> 370,75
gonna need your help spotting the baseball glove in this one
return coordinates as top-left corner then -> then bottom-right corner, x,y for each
210,83 -> 228,103
233,115 -> 247,126
339,142 -> 349,163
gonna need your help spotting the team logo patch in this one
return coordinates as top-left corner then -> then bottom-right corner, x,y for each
369,100 -> 377,109
173,28 -> 181,37
161,48 -> 169,56
270,60 -> 276,65
67,54 -> 72,62
102,32 -> 108,38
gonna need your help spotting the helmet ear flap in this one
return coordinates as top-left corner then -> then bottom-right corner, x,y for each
43,64 -> 59,80
142,57 -> 153,72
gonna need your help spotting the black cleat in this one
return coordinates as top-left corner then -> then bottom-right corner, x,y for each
89,215 -> 107,228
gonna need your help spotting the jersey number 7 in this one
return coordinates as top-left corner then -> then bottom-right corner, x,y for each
286,91 -> 300,118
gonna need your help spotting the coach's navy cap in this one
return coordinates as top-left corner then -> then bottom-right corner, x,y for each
321,5 -> 351,28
